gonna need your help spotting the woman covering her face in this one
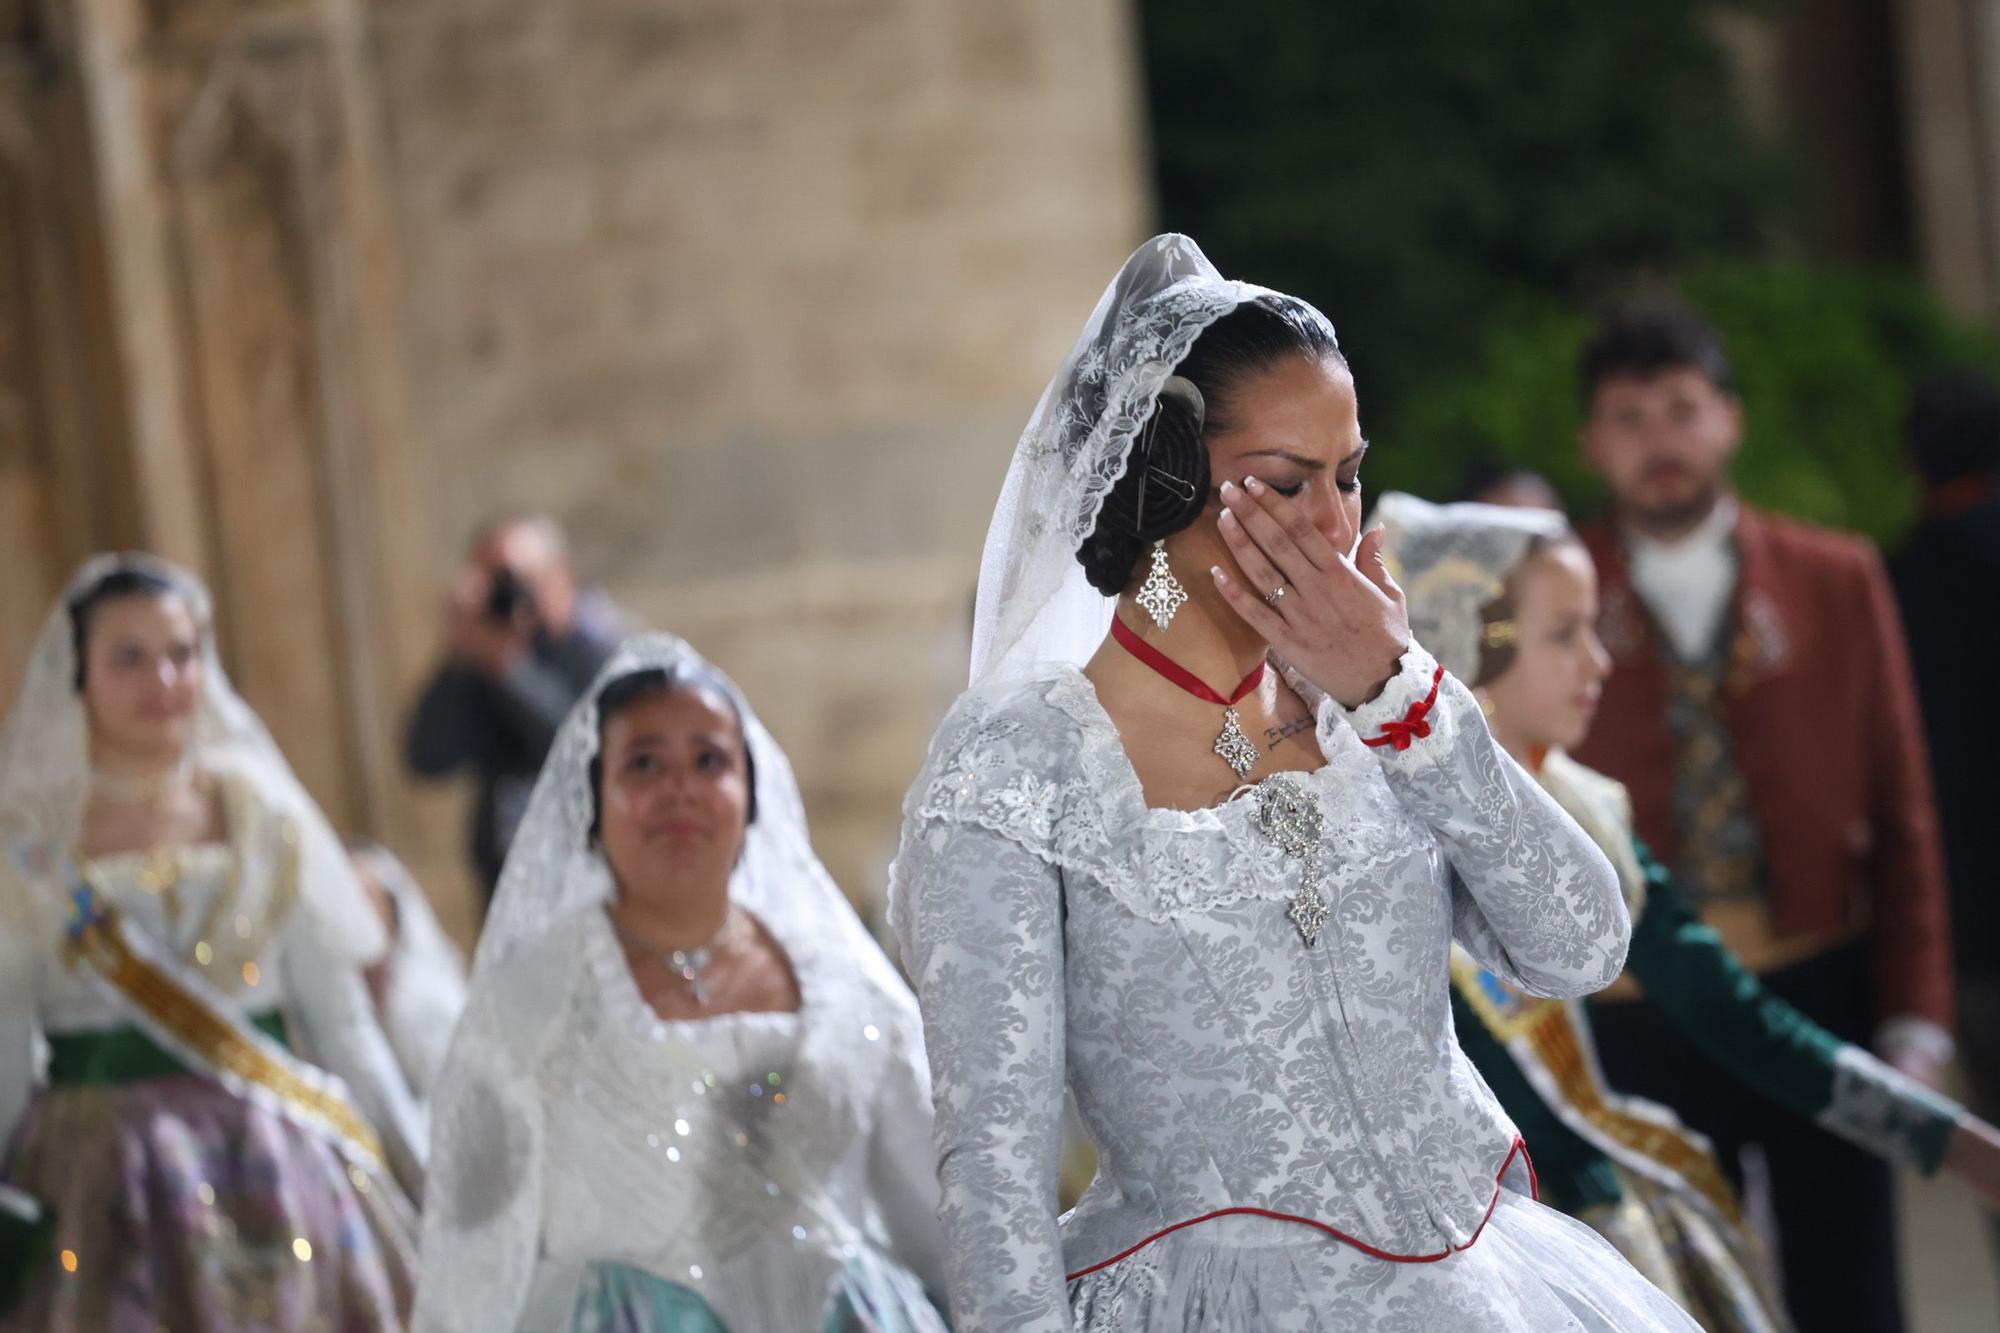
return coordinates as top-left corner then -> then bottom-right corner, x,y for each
415,633 -> 947,1332
0,555 -> 424,1330
890,236 -> 1697,1331
1377,492 -> 2000,1332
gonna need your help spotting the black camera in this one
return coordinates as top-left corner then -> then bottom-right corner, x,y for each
485,568 -> 536,622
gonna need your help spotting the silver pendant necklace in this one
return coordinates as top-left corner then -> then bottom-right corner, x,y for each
622,909 -> 737,1007
1111,617 -> 1268,780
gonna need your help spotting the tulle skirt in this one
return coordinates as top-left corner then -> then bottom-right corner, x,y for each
1576,1169 -> 1793,1333
1067,1190 -> 1702,1332
0,1076 -> 417,1333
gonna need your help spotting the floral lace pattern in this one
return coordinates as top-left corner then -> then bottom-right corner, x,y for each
1818,1044 -> 1962,1173
416,635 -> 945,1332
972,236 -> 1306,683
892,645 -> 1637,1331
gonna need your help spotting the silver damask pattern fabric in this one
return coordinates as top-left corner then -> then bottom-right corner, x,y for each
893,645 -> 1692,1332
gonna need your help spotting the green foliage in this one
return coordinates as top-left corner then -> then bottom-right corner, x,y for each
1140,0 -> 1787,423
1378,263 -> 2000,544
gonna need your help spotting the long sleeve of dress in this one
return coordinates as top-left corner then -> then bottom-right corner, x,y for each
867,1009 -> 950,1297
413,990 -> 549,1333
0,869 -> 44,1152
1620,844 -> 1961,1173
1342,644 -> 1629,998
281,915 -> 430,1196
892,804 -> 1070,1333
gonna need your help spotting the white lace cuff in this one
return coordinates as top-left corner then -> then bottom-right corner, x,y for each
1340,643 -> 1448,759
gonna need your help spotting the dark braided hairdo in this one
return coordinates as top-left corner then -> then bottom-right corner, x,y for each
67,566 -> 183,692
1076,296 -> 1343,597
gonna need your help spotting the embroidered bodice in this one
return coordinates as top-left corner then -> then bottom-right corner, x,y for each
891,645 -> 1632,1331
0,775 -> 426,1187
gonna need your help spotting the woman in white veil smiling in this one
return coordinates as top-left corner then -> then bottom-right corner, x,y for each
416,632 -> 946,1332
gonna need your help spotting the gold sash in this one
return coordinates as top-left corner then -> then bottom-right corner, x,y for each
16,839 -> 385,1171
1452,949 -> 1741,1224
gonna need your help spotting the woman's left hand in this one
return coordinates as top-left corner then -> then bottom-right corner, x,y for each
1211,477 -> 1411,708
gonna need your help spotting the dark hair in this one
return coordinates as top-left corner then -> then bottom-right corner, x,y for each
587,663 -> 758,842
1455,457 -> 1560,507
1905,369 -> 2000,486
1077,298 -> 1344,596
67,567 -> 186,692
1578,299 -> 1734,407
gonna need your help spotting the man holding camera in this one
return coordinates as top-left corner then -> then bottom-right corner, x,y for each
405,515 -> 625,904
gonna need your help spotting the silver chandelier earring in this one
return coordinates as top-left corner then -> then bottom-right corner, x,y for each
1136,539 -> 1189,631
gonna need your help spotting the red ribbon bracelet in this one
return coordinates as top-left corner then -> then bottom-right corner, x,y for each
1362,664 -> 1447,752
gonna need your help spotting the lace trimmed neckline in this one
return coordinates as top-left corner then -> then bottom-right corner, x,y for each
585,908 -> 806,1044
1035,661 -> 1373,835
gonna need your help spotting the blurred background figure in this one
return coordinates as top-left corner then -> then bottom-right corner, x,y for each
405,515 -> 625,907
1459,457 -> 1567,511
0,557 -> 423,1330
1571,303 -> 1952,1333
1890,369 -> 2000,1285
346,836 -> 468,1105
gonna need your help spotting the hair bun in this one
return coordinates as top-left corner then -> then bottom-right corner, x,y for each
1079,386 -> 1211,595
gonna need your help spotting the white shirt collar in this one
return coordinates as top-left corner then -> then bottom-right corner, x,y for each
1624,494 -> 1740,661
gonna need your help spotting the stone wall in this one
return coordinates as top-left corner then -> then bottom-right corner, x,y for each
365,0 -> 1151,939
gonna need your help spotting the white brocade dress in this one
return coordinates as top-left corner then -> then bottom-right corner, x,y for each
422,909 -> 948,1332
892,645 -> 1702,1333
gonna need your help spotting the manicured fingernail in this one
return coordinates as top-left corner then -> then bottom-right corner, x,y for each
1219,508 -> 1239,529
1211,566 -> 1227,583
1243,476 -> 1266,495
1219,480 -> 1238,499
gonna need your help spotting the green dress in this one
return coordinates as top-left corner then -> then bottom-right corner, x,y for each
1453,751 -> 1960,1333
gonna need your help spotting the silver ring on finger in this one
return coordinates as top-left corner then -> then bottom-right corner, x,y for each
1264,583 -> 1289,607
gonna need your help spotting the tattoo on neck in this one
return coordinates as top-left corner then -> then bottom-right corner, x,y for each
1265,716 -> 1315,746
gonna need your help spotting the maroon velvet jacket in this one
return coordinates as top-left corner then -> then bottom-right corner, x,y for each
1575,503 -> 1954,1028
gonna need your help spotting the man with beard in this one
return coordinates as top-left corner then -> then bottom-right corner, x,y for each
1570,301 -> 1954,1333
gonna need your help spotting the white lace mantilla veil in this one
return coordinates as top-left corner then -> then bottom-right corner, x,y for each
0,553 -> 385,963
419,634 -> 916,1315
969,233 -> 1330,684
463,632 -> 903,995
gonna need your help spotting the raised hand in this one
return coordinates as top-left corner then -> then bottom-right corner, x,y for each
1210,476 -> 1411,709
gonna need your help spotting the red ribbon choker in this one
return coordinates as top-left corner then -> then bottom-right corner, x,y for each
1110,616 -> 1266,705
